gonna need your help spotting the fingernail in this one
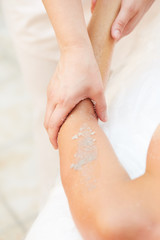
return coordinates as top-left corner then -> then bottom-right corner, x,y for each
54,145 -> 58,150
114,29 -> 121,40
103,112 -> 108,122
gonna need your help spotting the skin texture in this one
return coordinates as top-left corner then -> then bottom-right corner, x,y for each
58,98 -> 160,240
44,46 -> 107,149
57,0 -> 160,239
42,0 -> 107,149
43,0 -> 155,149
91,0 -> 155,40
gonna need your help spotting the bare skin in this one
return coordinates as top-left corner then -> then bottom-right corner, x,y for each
57,0 -> 160,239
92,0 -> 155,40
42,0 -> 107,149
43,0 -> 155,149
58,97 -> 160,239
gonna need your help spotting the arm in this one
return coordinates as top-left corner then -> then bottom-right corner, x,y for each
92,0 -> 155,40
42,0 -> 90,51
43,0 -> 107,149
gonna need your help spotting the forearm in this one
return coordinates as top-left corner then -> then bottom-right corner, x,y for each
42,0 -> 91,51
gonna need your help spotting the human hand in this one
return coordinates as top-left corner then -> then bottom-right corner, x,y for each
44,46 -> 107,149
91,0 -> 155,40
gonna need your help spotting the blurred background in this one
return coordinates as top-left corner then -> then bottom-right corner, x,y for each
0,1 -> 159,240
0,5 -> 39,240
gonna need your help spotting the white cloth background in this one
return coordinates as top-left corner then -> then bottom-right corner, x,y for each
2,0 -> 160,239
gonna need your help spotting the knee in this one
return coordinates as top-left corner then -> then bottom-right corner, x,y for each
95,207 -> 159,240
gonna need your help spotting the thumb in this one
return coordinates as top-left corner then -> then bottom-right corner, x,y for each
111,5 -> 135,40
91,92 -> 107,122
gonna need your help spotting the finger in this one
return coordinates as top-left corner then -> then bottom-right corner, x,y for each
121,13 -> 142,38
44,102 -> 56,130
91,0 -> 97,13
90,90 -> 107,122
48,99 -> 77,149
111,4 -> 137,40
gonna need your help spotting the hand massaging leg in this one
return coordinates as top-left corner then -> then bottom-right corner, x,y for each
57,0 -> 130,239
57,0 -> 160,239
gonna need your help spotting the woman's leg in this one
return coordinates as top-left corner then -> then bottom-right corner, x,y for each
58,99 -> 160,239
146,124 -> 160,177
57,1 -> 129,238
58,97 -> 130,239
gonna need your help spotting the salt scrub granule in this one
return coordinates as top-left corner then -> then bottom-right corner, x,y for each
72,135 -> 78,140
70,123 -> 97,170
91,131 -> 95,135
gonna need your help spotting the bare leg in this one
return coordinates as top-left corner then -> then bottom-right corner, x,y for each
58,97 -> 129,239
58,101 -> 160,240
146,125 -> 160,178
58,0 -> 160,239
57,0 -> 129,239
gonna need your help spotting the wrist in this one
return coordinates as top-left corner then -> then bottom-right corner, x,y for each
59,37 -> 92,54
60,41 -> 97,70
